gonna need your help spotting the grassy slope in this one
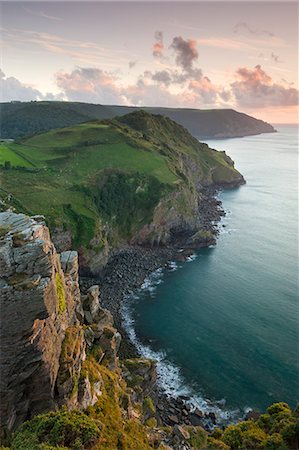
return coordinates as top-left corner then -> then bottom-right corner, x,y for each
0,111 -> 243,250
0,101 -> 275,139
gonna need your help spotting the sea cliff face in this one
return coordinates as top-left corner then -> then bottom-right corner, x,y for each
0,212 -> 121,431
0,211 -> 220,448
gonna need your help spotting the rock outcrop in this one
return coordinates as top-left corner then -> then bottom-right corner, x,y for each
0,211 -> 120,431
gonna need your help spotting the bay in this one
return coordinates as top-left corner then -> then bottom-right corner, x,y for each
123,125 -> 298,416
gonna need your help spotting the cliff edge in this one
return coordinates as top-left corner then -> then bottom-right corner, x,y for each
0,212 -> 120,431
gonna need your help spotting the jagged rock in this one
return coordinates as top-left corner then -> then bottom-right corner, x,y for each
56,325 -> 86,409
194,408 -> 203,418
173,425 -> 191,441
92,308 -> 114,338
208,412 -> 217,424
82,285 -> 100,318
0,212 -> 80,430
84,327 -> 95,347
98,327 -> 121,370
77,377 -> 102,409
122,358 -> 157,402
168,415 -> 179,425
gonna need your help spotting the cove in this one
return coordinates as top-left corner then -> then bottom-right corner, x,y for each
124,125 -> 298,415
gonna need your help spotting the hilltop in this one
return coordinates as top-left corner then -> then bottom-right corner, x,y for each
0,110 -> 244,274
0,101 -> 276,139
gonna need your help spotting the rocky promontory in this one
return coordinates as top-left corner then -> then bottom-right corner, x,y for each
0,212 -> 120,431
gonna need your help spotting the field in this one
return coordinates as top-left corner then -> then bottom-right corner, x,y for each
0,143 -> 34,167
0,119 -> 179,244
0,112 -> 242,248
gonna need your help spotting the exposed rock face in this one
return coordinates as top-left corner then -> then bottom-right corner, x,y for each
0,212 -> 118,431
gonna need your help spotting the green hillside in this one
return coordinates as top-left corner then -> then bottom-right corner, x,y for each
0,111 -> 244,271
0,101 -> 276,139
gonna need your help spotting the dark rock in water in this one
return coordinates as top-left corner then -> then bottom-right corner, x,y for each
189,414 -> 203,426
208,412 -> 217,424
178,395 -> 191,401
194,408 -> 204,418
245,409 -> 261,420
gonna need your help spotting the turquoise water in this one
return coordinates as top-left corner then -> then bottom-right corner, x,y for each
123,125 -> 298,416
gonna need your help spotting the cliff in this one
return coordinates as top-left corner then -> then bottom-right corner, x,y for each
0,212 -> 120,431
1,214 -> 298,449
0,211 -> 219,449
0,111 -> 244,276
0,101 -> 275,140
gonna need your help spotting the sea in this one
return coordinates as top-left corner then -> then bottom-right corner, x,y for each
121,124 -> 298,422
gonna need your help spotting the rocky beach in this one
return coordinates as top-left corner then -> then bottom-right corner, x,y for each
79,187 -> 231,430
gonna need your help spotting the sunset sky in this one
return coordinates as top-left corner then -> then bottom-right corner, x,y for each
1,1 -> 298,123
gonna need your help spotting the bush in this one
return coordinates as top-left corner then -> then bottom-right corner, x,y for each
12,410 -> 101,450
222,421 -> 267,449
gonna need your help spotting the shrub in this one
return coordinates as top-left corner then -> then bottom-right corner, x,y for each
12,410 -> 101,449
267,403 -> 292,417
222,421 -> 267,449
264,432 -> 288,449
207,437 -> 230,449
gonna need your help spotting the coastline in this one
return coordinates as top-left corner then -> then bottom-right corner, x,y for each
79,186 -> 243,429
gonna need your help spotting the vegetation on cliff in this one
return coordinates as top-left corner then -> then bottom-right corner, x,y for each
8,402 -> 299,449
0,101 -> 276,140
0,111 -> 244,272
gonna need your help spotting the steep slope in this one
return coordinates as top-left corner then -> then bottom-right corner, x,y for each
1,217 -> 298,450
0,101 -> 276,139
0,111 -> 244,274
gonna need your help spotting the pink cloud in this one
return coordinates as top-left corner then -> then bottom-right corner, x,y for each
153,31 -> 164,59
231,65 -> 299,108
170,36 -> 198,73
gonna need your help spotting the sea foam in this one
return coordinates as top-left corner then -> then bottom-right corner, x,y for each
120,262 -> 241,426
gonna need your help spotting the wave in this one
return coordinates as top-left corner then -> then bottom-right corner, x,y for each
120,262 -> 241,426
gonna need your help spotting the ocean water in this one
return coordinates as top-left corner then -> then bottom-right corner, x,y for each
122,125 -> 298,419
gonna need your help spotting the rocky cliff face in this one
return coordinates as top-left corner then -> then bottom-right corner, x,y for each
0,212 -> 121,431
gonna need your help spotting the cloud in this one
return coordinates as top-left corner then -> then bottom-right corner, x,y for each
188,75 -> 232,106
149,67 -> 203,86
198,37 -> 254,51
0,69 -> 42,102
170,36 -> 198,73
129,60 -> 137,69
151,70 -> 172,86
271,52 -> 283,63
231,65 -> 299,108
23,7 -> 63,22
55,67 -> 127,104
53,65 -> 225,109
233,22 -> 274,37
2,28 -> 133,68
153,31 -> 164,59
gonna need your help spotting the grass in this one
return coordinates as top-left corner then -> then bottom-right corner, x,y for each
56,273 -> 66,314
0,112 -> 243,249
0,144 -> 34,167
0,120 -> 178,246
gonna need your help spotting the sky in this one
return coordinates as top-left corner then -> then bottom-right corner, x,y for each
1,1 -> 298,123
